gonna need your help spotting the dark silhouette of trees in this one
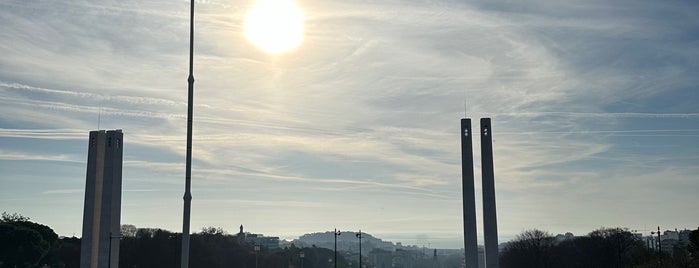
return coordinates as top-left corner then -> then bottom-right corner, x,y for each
189,228 -> 248,268
0,212 -> 59,268
116,226 -> 348,268
500,229 -> 555,268
120,224 -> 137,237
0,218 -> 348,268
588,227 -> 652,268
3,216 -> 693,268
56,237 -> 81,268
281,245 -> 343,268
119,228 -> 181,268
0,223 -> 48,267
690,228 -> 699,268
501,227 -> 664,268
1,212 -> 30,222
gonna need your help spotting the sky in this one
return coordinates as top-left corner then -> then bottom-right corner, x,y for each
1,0 -> 698,249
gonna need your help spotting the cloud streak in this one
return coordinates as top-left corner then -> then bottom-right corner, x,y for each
1,0 -> 697,248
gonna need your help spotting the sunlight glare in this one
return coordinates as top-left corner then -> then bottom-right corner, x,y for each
244,0 -> 304,54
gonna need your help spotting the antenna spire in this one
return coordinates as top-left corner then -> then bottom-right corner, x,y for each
464,98 -> 467,118
97,107 -> 102,130
463,87 -> 468,118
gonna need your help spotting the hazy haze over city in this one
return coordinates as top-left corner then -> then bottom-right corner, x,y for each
1,0 -> 698,248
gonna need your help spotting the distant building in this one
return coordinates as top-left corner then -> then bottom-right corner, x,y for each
656,229 -> 695,256
645,236 -> 658,250
678,229 -> 692,247
369,248 -> 393,268
660,239 -> 678,255
80,130 -> 123,268
238,225 -> 280,249
247,234 -> 280,249
237,225 -> 245,243
662,230 -> 679,241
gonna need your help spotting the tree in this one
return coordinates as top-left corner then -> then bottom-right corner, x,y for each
1,212 -> 31,222
500,229 -> 555,268
689,228 -> 699,268
57,237 -> 82,268
10,221 -> 59,246
0,212 -> 61,267
0,222 -> 51,267
120,228 -> 180,268
121,224 -> 137,237
588,227 -> 648,268
201,226 -> 227,235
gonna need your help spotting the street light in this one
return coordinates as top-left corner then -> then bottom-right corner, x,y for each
169,234 -> 178,267
651,226 -> 662,254
108,232 -> 122,268
180,0 -> 195,267
651,226 -> 663,265
254,244 -> 261,268
334,229 -> 341,268
356,230 -> 363,268
299,251 -> 305,268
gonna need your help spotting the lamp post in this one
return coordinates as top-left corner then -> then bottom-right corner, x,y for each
169,234 -> 178,267
180,0 -> 195,267
254,244 -> 261,268
108,232 -> 122,268
356,230 -> 363,268
334,229 -> 341,268
299,251 -> 305,268
657,226 -> 662,255
651,226 -> 662,265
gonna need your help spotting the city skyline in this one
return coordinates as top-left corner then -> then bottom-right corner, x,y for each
1,0 -> 698,249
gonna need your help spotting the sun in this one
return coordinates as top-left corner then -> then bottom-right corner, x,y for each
244,0 -> 304,54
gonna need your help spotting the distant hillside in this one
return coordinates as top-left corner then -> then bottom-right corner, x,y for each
292,231 -> 397,254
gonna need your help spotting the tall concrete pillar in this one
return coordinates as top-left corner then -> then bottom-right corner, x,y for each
80,130 -> 123,268
480,118 -> 499,268
461,119 -> 479,268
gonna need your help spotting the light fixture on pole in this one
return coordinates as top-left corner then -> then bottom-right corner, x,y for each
651,226 -> 662,265
334,229 -> 341,268
299,251 -> 305,268
254,244 -> 261,268
180,0 -> 195,267
108,233 -> 122,268
356,230 -> 363,268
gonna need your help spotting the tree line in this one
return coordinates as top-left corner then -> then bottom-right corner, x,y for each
3,212 -> 697,268
500,227 -> 699,268
118,226 -> 346,268
1,213 -> 346,268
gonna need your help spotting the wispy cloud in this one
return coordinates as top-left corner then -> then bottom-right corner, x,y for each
42,189 -> 83,195
0,150 -> 82,163
1,0 -> 698,246
496,112 -> 699,119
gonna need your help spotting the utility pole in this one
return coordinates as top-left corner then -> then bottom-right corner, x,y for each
657,226 -> 662,265
657,226 -> 662,254
356,230 -> 363,268
334,229 -> 341,268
